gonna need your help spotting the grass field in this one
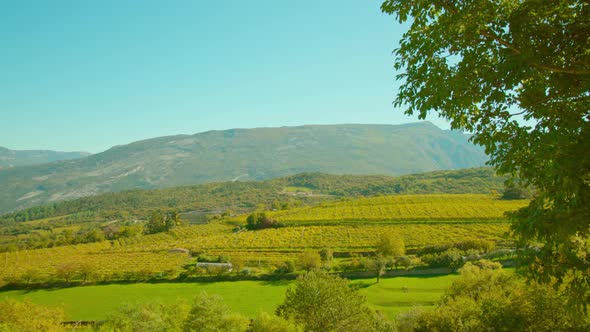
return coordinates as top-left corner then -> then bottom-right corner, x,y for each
0,274 -> 457,321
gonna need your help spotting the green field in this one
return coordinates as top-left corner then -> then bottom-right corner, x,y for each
0,274 -> 457,321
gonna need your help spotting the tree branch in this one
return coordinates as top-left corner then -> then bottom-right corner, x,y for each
531,64 -> 590,76
508,110 -> 527,118
478,29 -> 521,55
440,2 -> 590,76
441,2 -> 522,55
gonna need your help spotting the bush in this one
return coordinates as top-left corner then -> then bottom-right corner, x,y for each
501,184 -> 533,200
421,248 -> 465,269
96,301 -> 189,332
297,250 -> 321,271
0,300 -> 65,332
455,239 -> 495,253
245,212 -> 283,230
184,293 -> 249,332
250,311 -> 301,332
399,264 -> 589,331
275,260 -> 296,274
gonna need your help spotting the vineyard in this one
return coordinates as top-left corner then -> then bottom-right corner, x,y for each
0,222 -> 511,282
0,193 -> 525,283
248,194 -> 528,222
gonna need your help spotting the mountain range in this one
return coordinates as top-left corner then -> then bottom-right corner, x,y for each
0,122 -> 488,213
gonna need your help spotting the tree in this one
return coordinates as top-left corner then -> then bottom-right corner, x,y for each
55,262 -> 78,283
501,183 -> 533,200
184,292 -> 249,332
145,211 -> 165,234
375,233 -> 405,269
245,212 -> 281,230
230,256 -> 245,274
368,254 -> 390,284
77,263 -> 94,283
298,250 -> 321,271
276,271 -> 376,331
20,268 -> 40,286
381,0 -> 590,307
320,247 -> 334,269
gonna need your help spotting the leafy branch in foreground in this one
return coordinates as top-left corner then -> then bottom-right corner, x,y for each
382,0 -> 590,308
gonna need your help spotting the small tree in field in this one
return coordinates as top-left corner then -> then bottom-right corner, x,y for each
77,263 -> 94,283
231,256 -> 245,274
369,254 -> 391,284
55,262 -> 78,283
21,268 -> 40,286
276,271 -> 375,331
376,233 -> 405,259
298,250 -> 321,271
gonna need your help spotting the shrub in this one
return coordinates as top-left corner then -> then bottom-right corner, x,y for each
245,212 -> 283,230
297,250 -> 321,271
184,293 -> 249,332
275,261 -> 296,274
250,311 -> 301,332
399,264 -> 589,331
0,300 -> 65,332
455,239 -> 496,253
421,248 -> 465,270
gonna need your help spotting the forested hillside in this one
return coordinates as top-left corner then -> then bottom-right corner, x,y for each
0,168 -> 504,224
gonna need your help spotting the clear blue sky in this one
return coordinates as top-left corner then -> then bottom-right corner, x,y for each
1,0 -> 449,153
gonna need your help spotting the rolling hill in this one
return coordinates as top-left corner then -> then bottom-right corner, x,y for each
0,168 -> 505,225
0,122 -> 487,213
0,147 -> 90,169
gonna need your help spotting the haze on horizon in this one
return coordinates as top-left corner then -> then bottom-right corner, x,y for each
0,0 -> 451,154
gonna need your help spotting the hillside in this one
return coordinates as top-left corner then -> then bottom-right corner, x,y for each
0,147 -> 90,169
0,168 -> 504,225
0,122 -> 487,213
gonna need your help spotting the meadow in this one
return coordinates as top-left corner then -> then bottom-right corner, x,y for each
0,274 -> 457,321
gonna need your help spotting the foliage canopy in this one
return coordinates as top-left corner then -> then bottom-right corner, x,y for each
381,0 -> 590,306
397,263 -> 589,331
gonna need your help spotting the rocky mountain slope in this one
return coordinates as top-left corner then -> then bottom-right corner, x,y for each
0,122 -> 487,213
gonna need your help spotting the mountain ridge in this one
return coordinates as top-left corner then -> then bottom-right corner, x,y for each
0,147 -> 91,169
0,122 -> 487,213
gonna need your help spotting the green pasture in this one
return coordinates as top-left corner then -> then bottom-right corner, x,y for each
0,274 -> 456,321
